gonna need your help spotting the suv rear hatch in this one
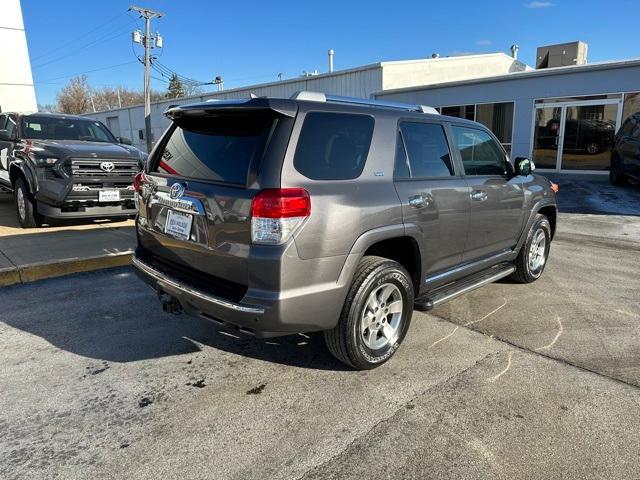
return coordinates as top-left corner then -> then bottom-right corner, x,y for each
136,99 -> 296,299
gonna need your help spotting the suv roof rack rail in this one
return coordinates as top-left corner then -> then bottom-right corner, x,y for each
290,91 -> 439,115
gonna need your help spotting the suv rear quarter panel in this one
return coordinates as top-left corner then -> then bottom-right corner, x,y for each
281,104 -> 404,261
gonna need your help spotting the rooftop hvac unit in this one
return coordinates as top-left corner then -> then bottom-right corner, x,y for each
536,41 -> 588,69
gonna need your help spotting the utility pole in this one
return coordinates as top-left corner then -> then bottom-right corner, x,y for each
129,5 -> 164,153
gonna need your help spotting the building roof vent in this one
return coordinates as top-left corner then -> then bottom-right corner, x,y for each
536,41 -> 588,69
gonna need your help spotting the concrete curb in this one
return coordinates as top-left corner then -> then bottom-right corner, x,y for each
0,251 -> 133,287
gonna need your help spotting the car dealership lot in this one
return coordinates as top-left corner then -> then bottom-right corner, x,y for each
1,207 -> 639,479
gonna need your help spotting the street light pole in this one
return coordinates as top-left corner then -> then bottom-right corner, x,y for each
129,5 -> 164,153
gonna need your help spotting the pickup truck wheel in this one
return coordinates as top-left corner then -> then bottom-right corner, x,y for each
324,256 -> 414,370
511,214 -> 551,283
14,177 -> 43,228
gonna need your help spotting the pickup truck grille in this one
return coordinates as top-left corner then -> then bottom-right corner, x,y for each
69,158 -> 139,177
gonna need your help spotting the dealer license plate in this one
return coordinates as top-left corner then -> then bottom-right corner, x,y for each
165,210 -> 193,240
98,190 -> 120,202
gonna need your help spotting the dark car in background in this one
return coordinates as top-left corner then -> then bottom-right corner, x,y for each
538,117 -> 615,154
610,112 -> 640,185
0,112 -> 145,227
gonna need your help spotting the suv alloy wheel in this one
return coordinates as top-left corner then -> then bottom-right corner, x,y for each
511,214 -> 551,283
324,256 -> 414,370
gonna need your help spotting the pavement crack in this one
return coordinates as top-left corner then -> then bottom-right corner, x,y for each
487,351 -> 514,382
294,350 -> 500,480
464,299 -> 507,327
429,312 -> 640,392
535,316 -> 563,351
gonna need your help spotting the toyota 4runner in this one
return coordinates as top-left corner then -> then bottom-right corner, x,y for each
0,112 -> 145,227
133,92 -> 558,370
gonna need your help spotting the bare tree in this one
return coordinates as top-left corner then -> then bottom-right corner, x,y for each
56,75 -> 92,114
55,76 -> 163,114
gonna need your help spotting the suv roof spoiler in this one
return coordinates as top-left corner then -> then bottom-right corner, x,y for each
290,91 -> 439,115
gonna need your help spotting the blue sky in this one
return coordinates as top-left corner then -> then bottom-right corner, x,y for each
23,0 -> 638,106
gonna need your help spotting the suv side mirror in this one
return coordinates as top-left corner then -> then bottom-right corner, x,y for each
0,129 -> 15,141
514,157 -> 535,176
117,136 -> 132,145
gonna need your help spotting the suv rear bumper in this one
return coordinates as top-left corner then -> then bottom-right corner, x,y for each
132,249 -> 350,338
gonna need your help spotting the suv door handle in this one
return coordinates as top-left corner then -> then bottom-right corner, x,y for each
470,190 -> 488,202
408,194 -> 429,208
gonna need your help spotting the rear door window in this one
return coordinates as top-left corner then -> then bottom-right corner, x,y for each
293,112 -> 374,180
399,122 -> 454,178
155,114 -> 274,184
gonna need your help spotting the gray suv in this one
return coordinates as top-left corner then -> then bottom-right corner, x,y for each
133,92 -> 557,369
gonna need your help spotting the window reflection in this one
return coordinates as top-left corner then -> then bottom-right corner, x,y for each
439,102 -> 514,152
561,104 -> 617,170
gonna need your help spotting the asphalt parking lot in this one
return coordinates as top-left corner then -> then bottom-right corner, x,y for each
1,177 -> 639,479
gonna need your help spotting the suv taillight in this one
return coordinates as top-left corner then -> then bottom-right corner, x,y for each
133,172 -> 146,193
251,188 -> 311,245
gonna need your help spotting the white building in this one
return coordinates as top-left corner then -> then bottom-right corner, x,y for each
86,52 -> 527,152
0,0 -> 37,112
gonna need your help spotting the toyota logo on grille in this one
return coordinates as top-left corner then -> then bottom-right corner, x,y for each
100,161 -> 115,172
170,183 -> 185,199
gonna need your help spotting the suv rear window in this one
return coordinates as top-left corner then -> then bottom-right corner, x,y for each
155,114 -> 274,184
293,112 -> 374,180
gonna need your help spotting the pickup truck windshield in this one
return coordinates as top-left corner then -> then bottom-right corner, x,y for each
20,116 -> 116,143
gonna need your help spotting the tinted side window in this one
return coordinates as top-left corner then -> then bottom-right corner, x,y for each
294,112 -> 374,180
400,122 -> 453,177
618,119 -> 635,137
0,115 -> 6,130
452,126 -> 508,176
394,132 -> 410,179
5,116 -> 17,139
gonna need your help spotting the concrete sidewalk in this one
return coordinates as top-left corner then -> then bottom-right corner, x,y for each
0,193 -> 135,286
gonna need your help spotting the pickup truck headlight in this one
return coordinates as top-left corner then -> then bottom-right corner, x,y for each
28,153 -> 59,166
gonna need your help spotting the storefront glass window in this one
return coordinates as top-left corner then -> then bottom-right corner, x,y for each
475,102 -> 514,144
622,92 -> 640,124
440,102 -> 514,153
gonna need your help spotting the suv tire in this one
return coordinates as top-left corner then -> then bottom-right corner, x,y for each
324,256 -> 414,370
610,156 -> 628,186
511,214 -> 551,283
14,177 -> 43,228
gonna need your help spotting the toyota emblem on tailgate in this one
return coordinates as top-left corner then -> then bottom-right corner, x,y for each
100,161 -> 115,172
170,183 -> 185,199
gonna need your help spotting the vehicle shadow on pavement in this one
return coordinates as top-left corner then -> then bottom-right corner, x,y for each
545,174 -> 640,216
0,267 -> 351,371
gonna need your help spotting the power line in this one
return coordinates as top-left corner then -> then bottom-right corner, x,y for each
32,21 -> 137,69
150,59 -> 211,86
33,61 -> 140,84
30,13 -> 130,62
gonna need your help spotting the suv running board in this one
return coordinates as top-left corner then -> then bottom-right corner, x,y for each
414,263 -> 516,311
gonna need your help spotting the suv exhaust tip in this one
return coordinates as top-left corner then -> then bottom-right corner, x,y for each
158,292 -> 183,315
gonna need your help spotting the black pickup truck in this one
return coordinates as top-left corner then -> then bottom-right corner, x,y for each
0,112 -> 145,227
